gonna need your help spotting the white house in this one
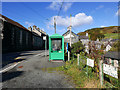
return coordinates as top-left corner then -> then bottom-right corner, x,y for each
104,44 -> 112,52
62,26 -> 79,44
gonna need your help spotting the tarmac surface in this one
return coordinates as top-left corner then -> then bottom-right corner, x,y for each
2,50 -> 75,88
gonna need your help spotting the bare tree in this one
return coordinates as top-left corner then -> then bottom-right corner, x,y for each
88,40 -> 110,77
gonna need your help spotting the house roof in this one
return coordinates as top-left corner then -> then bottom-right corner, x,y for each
111,39 -> 120,42
0,14 -> 28,31
62,30 -> 79,37
104,51 -> 120,60
79,35 -> 89,39
104,41 -> 113,47
101,38 -> 111,42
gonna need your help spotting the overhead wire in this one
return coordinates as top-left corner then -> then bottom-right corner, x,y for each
21,2 -> 50,21
57,0 -> 64,17
2,7 -> 47,28
53,0 -> 64,33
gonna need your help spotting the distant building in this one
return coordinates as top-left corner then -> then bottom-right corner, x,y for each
79,33 -> 89,53
104,51 -> 120,68
62,26 -> 79,44
79,33 -> 89,45
28,25 -> 46,37
101,38 -> 112,45
104,43 -> 113,52
110,39 -> 120,43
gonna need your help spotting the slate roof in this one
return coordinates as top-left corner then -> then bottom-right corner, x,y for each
0,14 -> 28,31
79,35 -> 89,39
104,51 -> 120,60
101,38 -> 111,42
111,39 -> 120,42
62,30 -> 79,37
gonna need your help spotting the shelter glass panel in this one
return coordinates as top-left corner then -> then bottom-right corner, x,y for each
51,38 -> 62,52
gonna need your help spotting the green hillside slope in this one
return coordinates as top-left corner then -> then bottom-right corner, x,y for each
78,26 -> 120,39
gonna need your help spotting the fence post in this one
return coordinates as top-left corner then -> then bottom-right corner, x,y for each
77,54 -> 80,65
99,59 -> 103,87
85,57 -> 88,76
86,57 -> 88,76
73,54 -> 74,61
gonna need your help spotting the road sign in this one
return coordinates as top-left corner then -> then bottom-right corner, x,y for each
103,64 -> 118,79
43,36 -> 46,40
67,43 -> 68,53
87,58 -> 94,67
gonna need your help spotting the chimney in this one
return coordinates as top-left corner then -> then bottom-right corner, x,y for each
33,25 -> 37,30
37,28 -> 40,32
28,26 -> 32,31
67,26 -> 72,31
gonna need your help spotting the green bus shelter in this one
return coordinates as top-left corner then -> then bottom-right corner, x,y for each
49,33 -> 64,61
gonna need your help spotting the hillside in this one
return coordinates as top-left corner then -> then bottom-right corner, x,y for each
77,26 -> 120,39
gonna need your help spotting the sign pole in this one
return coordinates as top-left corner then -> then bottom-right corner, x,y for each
68,51 -> 70,61
102,62 -> 103,86
45,38 -> 47,57
77,54 -> 80,65
45,40 -> 46,57
43,36 -> 46,57
86,57 -> 88,76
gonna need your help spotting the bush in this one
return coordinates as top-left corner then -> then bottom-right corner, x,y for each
71,41 -> 85,54
105,74 -> 119,88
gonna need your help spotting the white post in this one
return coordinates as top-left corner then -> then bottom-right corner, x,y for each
77,54 -> 80,65
43,36 -> 46,57
68,51 -> 70,61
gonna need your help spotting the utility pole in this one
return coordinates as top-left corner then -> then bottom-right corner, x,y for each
54,17 -> 56,34
70,14 -> 72,47
68,14 -> 72,61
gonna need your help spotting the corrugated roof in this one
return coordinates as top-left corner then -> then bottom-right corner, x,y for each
0,14 -> 28,31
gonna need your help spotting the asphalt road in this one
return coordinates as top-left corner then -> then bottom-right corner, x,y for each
2,50 -> 74,88
2,50 -> 45,68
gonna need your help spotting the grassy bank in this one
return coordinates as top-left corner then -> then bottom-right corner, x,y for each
44,56 -> 119,88
55,59 -> 103,88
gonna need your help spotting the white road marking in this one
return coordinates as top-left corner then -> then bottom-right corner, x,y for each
33,52 -> 48,57
34,54 -> 42,57
0,62 -> 20,73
